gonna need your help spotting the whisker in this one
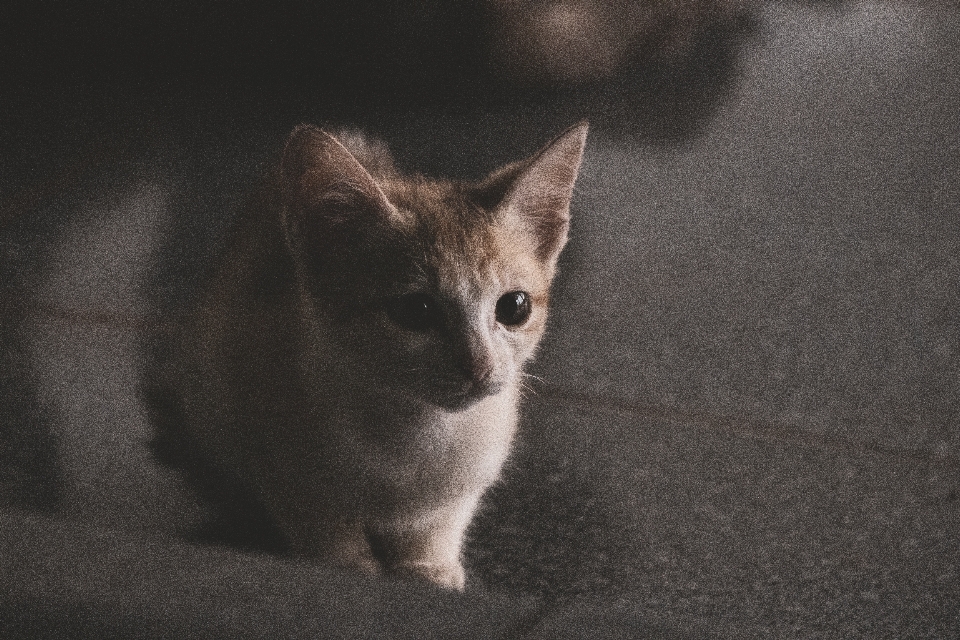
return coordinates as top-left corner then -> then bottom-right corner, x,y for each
521,372 -> 545,382
517,379 -> 538,398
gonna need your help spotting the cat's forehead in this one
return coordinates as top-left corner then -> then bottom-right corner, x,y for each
383,178 -> 493,270
380,178 -> 545,293
383,178 -> 489,234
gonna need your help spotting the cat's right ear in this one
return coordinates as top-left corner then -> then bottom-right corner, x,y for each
279,124 -> 395,256
474,122 -> 588,269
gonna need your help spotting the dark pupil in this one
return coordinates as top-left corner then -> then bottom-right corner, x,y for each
496,291 -> 531,326
386,293 -> 439,331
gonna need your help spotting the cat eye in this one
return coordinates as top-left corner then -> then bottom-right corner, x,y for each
386,293 -> 441,331
495,291 -> 532,327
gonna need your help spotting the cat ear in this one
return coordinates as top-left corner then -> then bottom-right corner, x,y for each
279,124 -> 395,253
493,122 -> 588,265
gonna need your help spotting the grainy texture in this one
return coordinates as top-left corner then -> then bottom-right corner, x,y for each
1,1 -> 958,637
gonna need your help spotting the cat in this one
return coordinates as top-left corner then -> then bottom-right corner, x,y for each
149,121 -> 588,590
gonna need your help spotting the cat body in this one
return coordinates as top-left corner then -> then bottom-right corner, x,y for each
159,122 -> 587,589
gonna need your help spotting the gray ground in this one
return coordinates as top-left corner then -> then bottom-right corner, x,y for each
1,2 -> 958,637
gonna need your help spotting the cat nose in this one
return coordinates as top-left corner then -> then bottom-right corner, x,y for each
460,361 -> 493,387
455,351 -> 494,390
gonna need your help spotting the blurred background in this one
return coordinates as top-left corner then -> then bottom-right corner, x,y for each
0,0 -> 757,183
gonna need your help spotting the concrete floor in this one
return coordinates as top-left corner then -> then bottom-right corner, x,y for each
1,2 -> 958,637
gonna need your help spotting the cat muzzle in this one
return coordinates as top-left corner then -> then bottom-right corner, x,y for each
438,377 -> 505,411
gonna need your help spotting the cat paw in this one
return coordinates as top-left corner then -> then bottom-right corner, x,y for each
393,560 -> 466,591
309,545 -> 381,576
338,553 -> 382,576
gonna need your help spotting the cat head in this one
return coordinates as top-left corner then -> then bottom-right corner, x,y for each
279,122 -> 587,411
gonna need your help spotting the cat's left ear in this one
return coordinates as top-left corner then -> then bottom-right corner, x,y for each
278,124 -> 397,259
491,122 -> 588,266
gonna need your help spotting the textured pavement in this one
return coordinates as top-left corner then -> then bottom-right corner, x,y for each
2,2 -> 959,637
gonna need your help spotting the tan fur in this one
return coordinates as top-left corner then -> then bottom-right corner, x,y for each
165,122 -> 587,589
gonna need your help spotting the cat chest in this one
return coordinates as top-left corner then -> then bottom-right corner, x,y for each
331,415 -> 513,511
360,427 -> 506,486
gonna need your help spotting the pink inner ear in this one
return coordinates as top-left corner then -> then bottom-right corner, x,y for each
500,122 -> 588,262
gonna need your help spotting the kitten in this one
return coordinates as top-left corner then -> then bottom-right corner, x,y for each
153,122 -> 587,590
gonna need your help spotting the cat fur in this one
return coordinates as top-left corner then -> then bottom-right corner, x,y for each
152,122 -> 588,590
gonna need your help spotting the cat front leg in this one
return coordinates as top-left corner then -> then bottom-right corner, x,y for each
370,493 -> 483,591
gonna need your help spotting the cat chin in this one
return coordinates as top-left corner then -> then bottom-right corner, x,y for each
368,379 -> 473,413
382,382 -> 503,414
373,373 -> 507,413
429,384 -> 507,413
433,394 -> 484,413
